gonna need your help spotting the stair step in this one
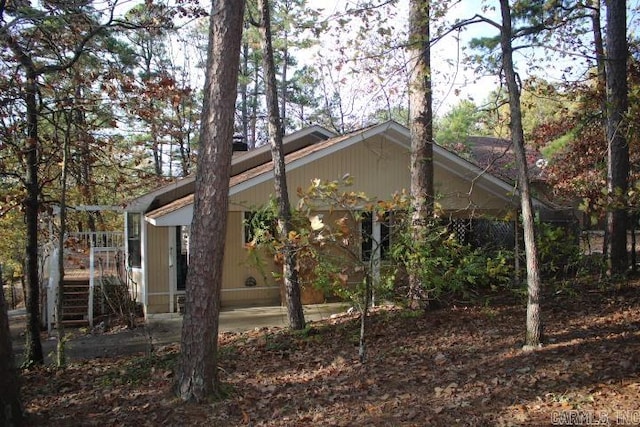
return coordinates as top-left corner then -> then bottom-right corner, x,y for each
63,306 -> 87,310
61,313 -> 86,320
58,319 -> 89,327
63,310 -> 88,316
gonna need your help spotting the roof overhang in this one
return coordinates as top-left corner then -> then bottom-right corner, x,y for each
145,194 -> 194,226
143,120 -> 550,224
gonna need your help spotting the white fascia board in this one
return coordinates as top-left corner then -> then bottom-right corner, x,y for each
146,205 -> 193,226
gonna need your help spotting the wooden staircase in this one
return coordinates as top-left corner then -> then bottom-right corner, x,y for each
42,231 -> 125,332
59,277 -> 91,327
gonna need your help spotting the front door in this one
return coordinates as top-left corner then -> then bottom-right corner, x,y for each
176,226 -> 189,290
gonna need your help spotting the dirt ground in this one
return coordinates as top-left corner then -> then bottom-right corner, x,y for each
9,311 -> 156,363
16,277 -> 640,426
8,303 -> 346,364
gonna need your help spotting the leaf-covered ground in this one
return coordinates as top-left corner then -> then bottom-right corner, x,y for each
22,280 -> 640,426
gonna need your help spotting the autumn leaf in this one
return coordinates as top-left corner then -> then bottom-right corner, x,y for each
309,215 -> 325,231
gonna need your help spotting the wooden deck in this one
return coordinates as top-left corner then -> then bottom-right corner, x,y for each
64,268 -> 91,282
63,268 -> 120,282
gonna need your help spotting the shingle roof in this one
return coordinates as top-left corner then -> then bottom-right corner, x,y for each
465,136 -> 546,183
145,128 -> 365,220
143,122 -> 553,221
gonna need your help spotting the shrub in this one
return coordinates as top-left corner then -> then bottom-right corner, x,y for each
388,217 -> 514,305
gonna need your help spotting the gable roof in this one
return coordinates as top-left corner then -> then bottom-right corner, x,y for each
230,124 -> 336,176
126,124 -> 335,213
144,121 -> 549,226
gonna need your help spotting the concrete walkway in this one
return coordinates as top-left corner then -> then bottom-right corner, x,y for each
8,303 -> 348,362
150,303 -> 347,343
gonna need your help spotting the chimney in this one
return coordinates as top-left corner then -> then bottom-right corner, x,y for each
232,134 -> 248,152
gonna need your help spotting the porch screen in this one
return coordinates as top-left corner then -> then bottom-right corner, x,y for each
361,211 -> 391,261
127,212 -> 142,268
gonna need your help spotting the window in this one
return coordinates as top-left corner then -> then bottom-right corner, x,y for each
176,225 -> 190,291
361,212 -> 373,261
127,212 -> 141,268
361,211 -> 391,262
380,212 -> 391,260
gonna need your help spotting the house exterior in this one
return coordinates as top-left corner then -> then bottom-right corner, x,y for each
124,121 -> 551,316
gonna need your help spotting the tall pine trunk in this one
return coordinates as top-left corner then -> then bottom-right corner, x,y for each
605,0 -> 629,276
23,70 -> 44,366
0,285 -> 24,426
240,38 -> 250,148
56,131 -> 70,368
407,0 -> 434,309
259,0 -> 305,330
499,0 -> 543,348
590,0 -> 609,259
176,0 -> 245,402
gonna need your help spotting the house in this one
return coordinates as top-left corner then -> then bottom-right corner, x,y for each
124,120 -> 553,316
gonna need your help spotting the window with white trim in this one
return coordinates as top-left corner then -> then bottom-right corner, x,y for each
361,211 -> 392,261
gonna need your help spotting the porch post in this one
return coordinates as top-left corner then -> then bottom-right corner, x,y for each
168,227 -> 176,313
371,217 -> 381,307
89,248 -> 94,327
47,247 -> 59,334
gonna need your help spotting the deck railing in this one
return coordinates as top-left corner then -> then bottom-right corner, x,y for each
89,246 -> 126,327
43,231 -> 124,331
66,231 -> 124,250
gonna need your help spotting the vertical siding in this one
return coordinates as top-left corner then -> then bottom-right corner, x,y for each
225,138 -> 412,308
146,224 -> 170,313
435,168 -> 516,215
229,136 -> 515,215
142,134 -> 517,313
230,136 -> 412,207
221,211 -> 280,307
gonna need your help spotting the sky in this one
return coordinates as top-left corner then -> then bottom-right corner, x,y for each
303,0 -> 502,118
304,0 -> 640,120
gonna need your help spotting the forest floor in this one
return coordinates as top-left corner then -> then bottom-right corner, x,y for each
20,278 -> 640,426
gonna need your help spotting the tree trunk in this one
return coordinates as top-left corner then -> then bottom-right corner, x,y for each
358,274 -> 372,363
590,0 -> 609,258
259,0 -> 305,330
240,38 -> 250,147
407,0 -> 434,309
249,62 -> 260,150
0,285 -> 24,426
605,0 -> 629,276
279,34 -> 289,132
499,0 -> 543,348
23,70 -> 44,366
56,132 -> 70,368
631,213 -> 637,273
176,0 -> 245,402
